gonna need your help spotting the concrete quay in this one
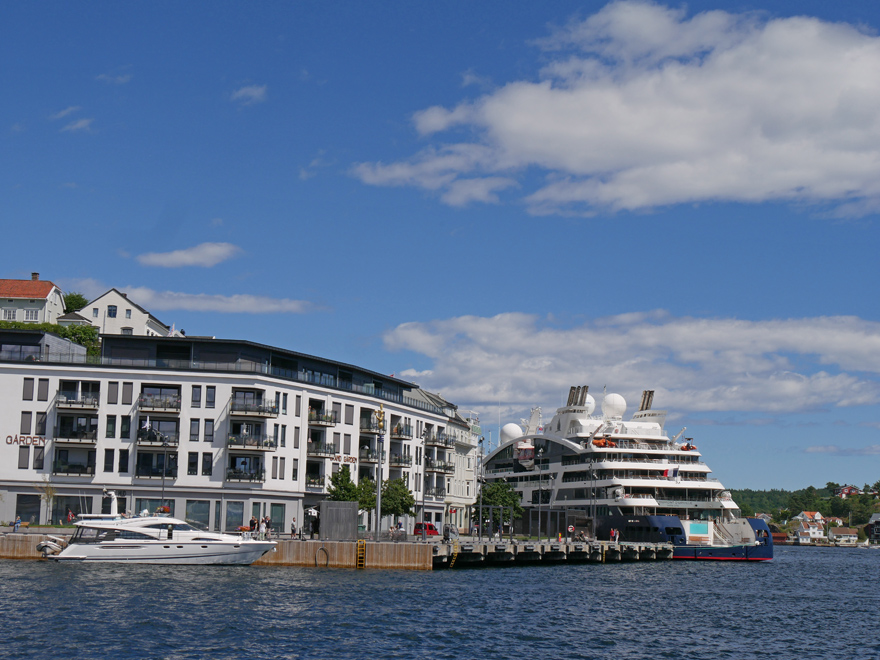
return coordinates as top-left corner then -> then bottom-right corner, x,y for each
433,540 -> 674,568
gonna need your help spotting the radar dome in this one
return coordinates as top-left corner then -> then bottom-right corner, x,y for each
602,393 -> 626,419
500,423 -> 524,443
583,394 -> 596,415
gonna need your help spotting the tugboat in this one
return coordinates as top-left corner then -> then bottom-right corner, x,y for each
482,387 -> 772,561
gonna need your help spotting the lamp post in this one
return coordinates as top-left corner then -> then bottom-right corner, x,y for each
160,430 -> 169,513
537,447 -> 543,542
421,429 -> 427,541
374,405 -> 385,541
477,436 -> 484,541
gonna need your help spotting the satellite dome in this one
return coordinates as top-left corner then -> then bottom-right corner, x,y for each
583,394 -> 596,415
602,393 -> 626,419
500,423 -> 524,443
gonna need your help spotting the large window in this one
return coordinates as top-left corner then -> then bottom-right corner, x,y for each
3,308 -> 17,321
33,446 -> 44,470
225,501 -> 244,532
205,386 -> 215,409
18,446 -> 29,469
186,500 -> 210,529
24,309 -> 39,321
190,419 -> 200,442
107,305 -> 117,318
202,452 -> 213,476
191,385 -> 201,408
118,449 -> 129,473
104,449 -> 115,472
204,419 -> 214,443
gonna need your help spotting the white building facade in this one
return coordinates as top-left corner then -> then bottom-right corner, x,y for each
0,274 -> 66,325
1,330 -> 476,534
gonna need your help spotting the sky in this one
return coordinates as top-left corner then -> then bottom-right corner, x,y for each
3,1 -> 880,491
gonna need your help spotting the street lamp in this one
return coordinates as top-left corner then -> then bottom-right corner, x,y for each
421,429 -> 427,541
477,436 -> 484,541
374,405 -> 385,541
537,446 -> 543,542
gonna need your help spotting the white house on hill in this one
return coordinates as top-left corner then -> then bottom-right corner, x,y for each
0,273 -> 65,325
75,289 -> 172,337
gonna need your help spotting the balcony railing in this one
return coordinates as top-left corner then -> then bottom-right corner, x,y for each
305,475 -> 325,489
134,466 -> 178,479
308,410 -> 338,427
424,433 -> 455,449
359,450 -> 385,464
229,399 -> 279,417
227,435 -> 278,451
425,487 -> 446,498
136,429 -> 180,446
52,461 -> 95,476
389,454 -> 413,467
307,442 -> 336,458
425,459 -> 455,473
359,421 -> 381,435
390,425 -> 413,440
55,393 -> 99,409
226,468 -> 266,482
137,394 -> 181,412
53,428 -> 98,444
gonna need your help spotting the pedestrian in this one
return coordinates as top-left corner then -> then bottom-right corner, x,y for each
249,516 -> 257,533
265,517 -> 272,540
13,515 -> 21,532
291,517 -> 297,538
259,517 -> 267,540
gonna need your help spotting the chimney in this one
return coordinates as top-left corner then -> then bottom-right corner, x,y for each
31,272 -> 39,281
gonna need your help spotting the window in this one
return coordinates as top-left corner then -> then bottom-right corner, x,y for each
279,457 -> 285,480
3,308 -> 17,321
125,309 -> 132,319
345,404 -> 354,425
344,433 -> 351,455
191,385 -> 201,408
292,458 -> 298,481
104,449 -> 115,472
275,392 -> 281,414
205,386 -> 215,409
122,382 -> 133,405
35,412 -> 46,436
294,427 -> 300,449
333,432 -> 340,453
280,425 -> 286,448
106,415 -> 116,438
282,393 -> 288,414
92,308 -> 98,318
25,308 -> 39,321
118,449 -> 129,473
37,379 -> 49,401
273,424 -> 279,445
295,395 -> 301,416
22,378 -> 34,401
33,446 -> 44,470
190,419 -> 200,442
204,419 -> 214,443
18,446 -> 29,469
108,382 -> 119,405
272,457 -> 278,479
188,452 -> 199,476
121,416 -> 131,439
107,305 -> 117,318
202,453 -> 213,476
121,328 -> 133,335
20,412 -> 32,435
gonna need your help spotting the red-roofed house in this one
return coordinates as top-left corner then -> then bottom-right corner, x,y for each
0,273 -> 65,325
833,485 -> 862,499
793,511 -> 823,523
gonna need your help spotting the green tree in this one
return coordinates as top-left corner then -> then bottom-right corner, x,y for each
326,465 -> 358,501
477,480 -> 524,528
63,292 -> 89,314
0,321 -> 100,356
356,477 -> 376,511
381,478 -> 415,519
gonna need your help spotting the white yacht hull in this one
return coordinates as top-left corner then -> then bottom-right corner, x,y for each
52,540 -> 275,565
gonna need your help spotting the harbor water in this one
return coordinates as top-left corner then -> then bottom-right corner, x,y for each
2,545 -> 877,660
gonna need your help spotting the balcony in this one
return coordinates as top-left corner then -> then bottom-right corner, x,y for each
53,428 -> 97,444
426,459 -> 455,474
226,468 -> 266,483
134,466 -> 178,479
227,434 -> 278,451
229,399 -> 278,418
306,442 -> 336,458
390,424 -> 413,440
305,475 -> 326,489
55,393 -> 99,410
308,410 -> 338,427
425,433 -> 455,449
136,429 -> 180,447
389,454 -> 413,468
137,394 -> 181,413
425,487 -> 446,498
52,461 -> 95,477
359,450 -> 385,464
359,421 -> 381,435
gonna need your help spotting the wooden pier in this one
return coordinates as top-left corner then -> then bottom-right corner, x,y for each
432,540 -> 673,568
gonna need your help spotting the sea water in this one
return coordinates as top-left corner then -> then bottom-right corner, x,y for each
1,546 -> 877,660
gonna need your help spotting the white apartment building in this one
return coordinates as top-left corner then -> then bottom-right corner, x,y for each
1,329 -> 477,534
0,273 -> 66,325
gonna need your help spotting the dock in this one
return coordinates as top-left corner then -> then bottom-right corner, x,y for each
432,540 -> 673,568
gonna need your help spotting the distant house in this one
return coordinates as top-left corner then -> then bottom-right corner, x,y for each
793,511 -> 823,523
77,289 -> 172,337
827,527 -> 858,545
833,485 -> 862,499
0,273 -> 65,325
755,513 -> 773,523
866,514 -> 880,545
796,520 -> 825,545
825,517 -> 845,528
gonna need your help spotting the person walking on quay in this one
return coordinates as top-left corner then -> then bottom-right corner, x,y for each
291,517 -> 297,539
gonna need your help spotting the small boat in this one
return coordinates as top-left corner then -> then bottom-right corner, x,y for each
38,491 -> 275,565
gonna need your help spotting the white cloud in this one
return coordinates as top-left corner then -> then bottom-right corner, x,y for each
61,118 -> 93,132
354,1 -> 880,216
121,287 -> 313,314
136,242 -> 242,268
804,445 -> 880,456
96,73 -> 132,84
50,106 -> 81,120
231,84 -> 267,105
384,311 -> 880,418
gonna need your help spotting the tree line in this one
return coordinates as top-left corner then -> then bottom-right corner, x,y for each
732,481 -> 880,526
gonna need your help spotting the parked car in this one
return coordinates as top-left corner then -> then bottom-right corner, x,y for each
414,522 -> 439,536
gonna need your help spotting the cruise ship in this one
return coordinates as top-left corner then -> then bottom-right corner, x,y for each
483,387 -> 772,561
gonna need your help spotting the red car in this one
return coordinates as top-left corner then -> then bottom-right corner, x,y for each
414,523 -> 439,536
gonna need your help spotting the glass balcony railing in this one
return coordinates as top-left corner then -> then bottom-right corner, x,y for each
137,394 -> 181,411
230,399 -> 279,416
227,434 -> 278,450
308,410 -> 338,426
225,468 -> 266,482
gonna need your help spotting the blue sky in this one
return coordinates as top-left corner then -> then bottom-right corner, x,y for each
3,1 -> 880,491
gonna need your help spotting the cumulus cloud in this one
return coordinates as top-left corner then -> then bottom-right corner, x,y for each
136,242 -> 242,268
384,312 -> 880,418
231,84 -> 267,105
354,1 -> 880,216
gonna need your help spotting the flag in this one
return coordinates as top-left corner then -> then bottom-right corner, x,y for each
663,469 -> 669,477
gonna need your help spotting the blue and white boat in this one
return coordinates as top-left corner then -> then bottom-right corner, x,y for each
483,387 -> 772,561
